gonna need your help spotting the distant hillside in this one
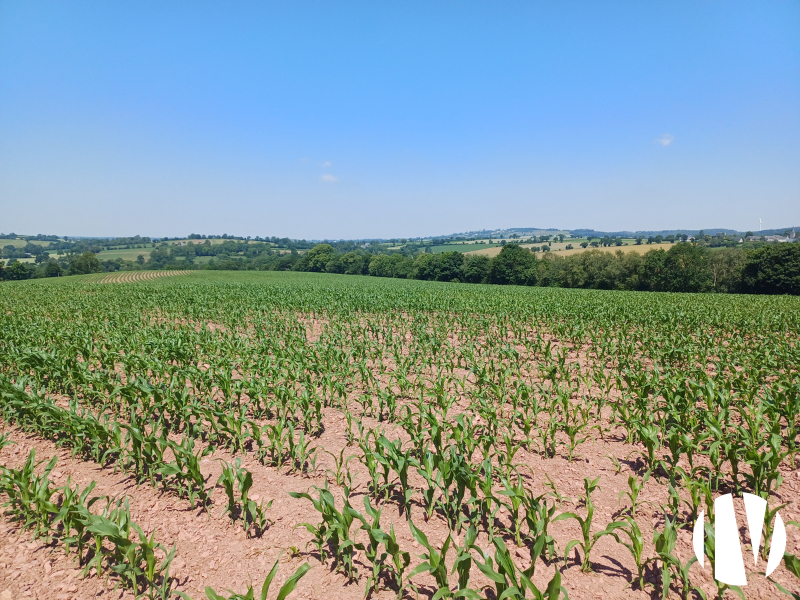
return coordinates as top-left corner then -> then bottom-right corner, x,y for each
435,226 -> 796,240
570,227 -> 798,238
438,227 -> 568,239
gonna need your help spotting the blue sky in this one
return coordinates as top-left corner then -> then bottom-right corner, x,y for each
1,1 -> 798,239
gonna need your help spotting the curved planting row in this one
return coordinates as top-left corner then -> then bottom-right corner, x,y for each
92,269 -> 191,284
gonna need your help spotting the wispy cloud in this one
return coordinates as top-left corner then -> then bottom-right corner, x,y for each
321,160 -> 332,168
654,133 -> 674,147
321,174 -> 338,183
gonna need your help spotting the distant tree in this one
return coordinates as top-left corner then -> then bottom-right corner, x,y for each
707,248 -> 746,293
413,254 -> 439,280
40,260 -> 63,278
5,261 -> 33,280
339,252 -> 369,275
640,249 -> 667,291
436,251 -> 465,282
661,242 -> 711,292
324,255 -> 345,274
136,255 -> 145,265
745,231 -> 753,238
369,254 -> 413,279
580,242 -> 589,248
462,255 -> 490,283
67,252 -> 101,275
488,243 -> 536,285
305,244 -> 337,272
565,244 -> 573,250
273,253 -> 300,271
741,244 -> 800,295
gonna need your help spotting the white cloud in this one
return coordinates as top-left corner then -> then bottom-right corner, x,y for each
321,174 -> 338,183
321,160 -> 332,168
655,133 -> 674,146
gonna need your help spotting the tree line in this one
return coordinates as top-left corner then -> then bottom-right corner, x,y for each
289,242 -> 799,295
2,241 -> 798,295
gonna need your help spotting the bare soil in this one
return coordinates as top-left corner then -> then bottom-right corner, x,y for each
2,402 -> 798,600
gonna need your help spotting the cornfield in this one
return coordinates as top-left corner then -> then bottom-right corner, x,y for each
1,271 -> 798,599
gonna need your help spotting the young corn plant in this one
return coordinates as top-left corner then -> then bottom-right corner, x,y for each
0,449 -> 59,540
287,427 -> 319,475
383,523 -> 412,599
416,450 -> 439,522
377,435 -> 418,515
54,477 -> 102,558
408,520 -> 477,599
522,491 -> 558,569
760,501 -> 789,562
617,470 -> 651,518
348,496 -> 388,596
649,517 -> 703,600
554,476 -> 625,572
216,458 -> 244,523
473,535 -> 569,600
359,434 -> 383,499
215,458 -> 270,536
158,435 -> 211,509
291,486 -> 361,580
204,556 -> 310,600
497,473 -> 527,547
324,448 -> 356,488
290,487 -> 333,563
611,516 -> 647,590
559,415 -> 592,462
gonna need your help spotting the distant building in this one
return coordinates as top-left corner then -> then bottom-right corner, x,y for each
760,234 -> 797,243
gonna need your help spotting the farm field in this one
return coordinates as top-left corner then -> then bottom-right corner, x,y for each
94,247 -> 154,261
166,238 -> 266,246
465,242 -> 675,258
1,271 -> 799,600
0,239 -> 53,248
429,242 -> 506,253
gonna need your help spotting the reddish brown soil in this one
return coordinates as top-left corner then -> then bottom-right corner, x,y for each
2,402 -> 799,600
